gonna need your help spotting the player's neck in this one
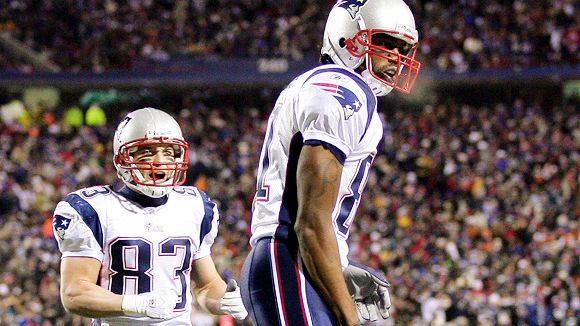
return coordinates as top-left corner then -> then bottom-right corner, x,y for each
117,185 -> 168,207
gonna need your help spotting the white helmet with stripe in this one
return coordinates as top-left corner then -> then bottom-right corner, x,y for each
321,0 -> 421,96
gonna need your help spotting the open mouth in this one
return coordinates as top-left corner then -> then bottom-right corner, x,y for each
380,70 -> 396,82
149,171 -> 169,183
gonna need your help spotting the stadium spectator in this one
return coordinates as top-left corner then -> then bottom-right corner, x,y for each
0,89 -> 577,325
1,1 -> 576,72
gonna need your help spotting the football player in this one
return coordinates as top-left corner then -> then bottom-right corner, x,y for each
240,0 -> 421,325
53,108 -> 247,325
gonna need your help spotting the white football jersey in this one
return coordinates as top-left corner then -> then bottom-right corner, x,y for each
53,185 -> 220,326
251,64 -> 383,268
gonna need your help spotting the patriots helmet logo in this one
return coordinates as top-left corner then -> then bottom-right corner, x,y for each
314,83 -> 362,120
115,115 -> 133,142
337,0 -> 369,19
53,215 -> 72,240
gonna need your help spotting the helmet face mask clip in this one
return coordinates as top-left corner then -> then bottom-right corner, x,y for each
346,29 -> 421,94
115,136 -> 188,188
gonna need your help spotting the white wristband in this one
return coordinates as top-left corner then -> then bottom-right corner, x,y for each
122,294 -> 143,316
120,289 -> 178,319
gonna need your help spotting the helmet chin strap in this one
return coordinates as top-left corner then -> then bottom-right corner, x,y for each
357,16 -> 393,97
361,69 -> 393,96
124,169 -> 173,198
126,181 -> 170,198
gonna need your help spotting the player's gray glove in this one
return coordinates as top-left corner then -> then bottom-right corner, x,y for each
343,262 -> 392,321
122,288 -> 179,319
219,279 -> 248,320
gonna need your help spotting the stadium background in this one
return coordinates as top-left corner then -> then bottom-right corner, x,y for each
0,1 -> 578,325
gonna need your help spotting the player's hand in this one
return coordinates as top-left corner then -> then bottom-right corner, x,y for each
343,262 -> 392,321
122,288 -> 179,319
219,279 -> 248,320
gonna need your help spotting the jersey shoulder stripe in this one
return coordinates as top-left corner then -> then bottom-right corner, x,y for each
62,193 -> 104,248
304,66 -> 377,140
305,67 -> 376,115
197,190 -> 218,245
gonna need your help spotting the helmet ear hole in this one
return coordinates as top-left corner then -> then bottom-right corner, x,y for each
338,37 -> 347,48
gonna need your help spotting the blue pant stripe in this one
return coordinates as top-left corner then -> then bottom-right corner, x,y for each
241,238 -> 338,326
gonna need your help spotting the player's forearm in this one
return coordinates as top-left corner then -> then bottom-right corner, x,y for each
193,279 -> 227,315
61,279 -> 124,317
296,219 -> 359,326
295,145 -> 359,325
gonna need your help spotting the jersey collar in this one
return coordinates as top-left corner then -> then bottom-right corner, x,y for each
116,185 -> 168,207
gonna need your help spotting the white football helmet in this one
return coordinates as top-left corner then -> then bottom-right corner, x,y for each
113,108 -> 189,198
321,0 -> 421,96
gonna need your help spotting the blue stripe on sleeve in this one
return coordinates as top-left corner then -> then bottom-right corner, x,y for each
303,139 -> 346,165
63,194 -> 104,249
198,190 -> 217,245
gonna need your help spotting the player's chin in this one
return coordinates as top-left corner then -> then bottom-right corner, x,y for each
377,70 -> 395,83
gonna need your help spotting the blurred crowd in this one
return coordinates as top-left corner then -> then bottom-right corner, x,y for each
0,1 -> 578,325
0,0 -> 577,72
0,88 -> 577,325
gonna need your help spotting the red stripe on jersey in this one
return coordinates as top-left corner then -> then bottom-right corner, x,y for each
312,82 -> 338,93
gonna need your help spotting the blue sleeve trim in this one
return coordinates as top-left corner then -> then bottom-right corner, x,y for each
64,194 -> 104,249
304,139 -> 346,165
198,190 -> 217,245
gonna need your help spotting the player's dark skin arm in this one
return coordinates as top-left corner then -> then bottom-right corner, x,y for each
295,144 -> 360,326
